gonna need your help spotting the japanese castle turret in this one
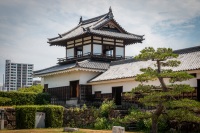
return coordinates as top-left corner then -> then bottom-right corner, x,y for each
48,7 -> 144,64
34,8 -> 144,106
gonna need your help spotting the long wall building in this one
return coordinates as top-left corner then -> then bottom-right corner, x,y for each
5,60 -> 33,91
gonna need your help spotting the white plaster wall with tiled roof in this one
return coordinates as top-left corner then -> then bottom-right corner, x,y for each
92,71 -> 200,94
90,46 -> 200,94
90,47 -> 200,83
43,70 -> 99,88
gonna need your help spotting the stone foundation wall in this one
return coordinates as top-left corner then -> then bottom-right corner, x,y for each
63,108 -> 97,128
1,108 -> 16,129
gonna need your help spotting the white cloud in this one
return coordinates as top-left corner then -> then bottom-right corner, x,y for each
0,0 -> 200,84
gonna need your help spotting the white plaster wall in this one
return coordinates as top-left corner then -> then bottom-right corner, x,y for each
41,78 -> 44,86
197,73 -> 200,79
92,80 -> 140,94
92,71 -> 200,94
44,71 -> 100,88
83,44 -> 91,54
67,48 -> 74,58
93,44 -> 102,54
116,47 -> 124,57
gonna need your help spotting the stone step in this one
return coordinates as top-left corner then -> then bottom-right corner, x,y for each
127,123 -> 137,131
128,127 -> 137,131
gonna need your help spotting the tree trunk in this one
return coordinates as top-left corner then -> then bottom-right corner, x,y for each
157,60 -> 168,91
158,77 -> 167,92
151,103 -> 164,133
152,114 -> 158,133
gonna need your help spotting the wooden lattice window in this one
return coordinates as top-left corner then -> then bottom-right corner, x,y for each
95,91 -> 101,99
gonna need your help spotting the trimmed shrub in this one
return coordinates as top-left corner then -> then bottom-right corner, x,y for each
43,105 -> 64,128
0,91 -> 50,105
15,105 -> 64,129
35,93 -> 51,105
18,85 -> 43,93
16,106 -> 37,129
0,97 -> 12,106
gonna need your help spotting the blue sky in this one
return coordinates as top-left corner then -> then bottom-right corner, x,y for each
0,0 -> 200,85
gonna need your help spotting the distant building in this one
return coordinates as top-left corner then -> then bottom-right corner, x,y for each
33,80 -> 41,85
5,60 -> 33,91
0,83 -> 2,91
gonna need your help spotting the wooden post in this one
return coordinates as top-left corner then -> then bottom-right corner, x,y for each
114,39 -> 116,59
0,109 -> 4,130
91,36 -> 93,56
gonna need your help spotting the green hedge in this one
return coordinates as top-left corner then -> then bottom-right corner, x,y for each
0,97 -> 12,106
0,91 -> 50,105
16,105 -> 64,129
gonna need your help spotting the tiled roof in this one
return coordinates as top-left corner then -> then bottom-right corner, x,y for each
89,29 -> 142,40
34,63 -> 76,76
34,59 -> 110,76
48,8 -> 143,45
90,46 -> 200,82
77,60 -> 110,70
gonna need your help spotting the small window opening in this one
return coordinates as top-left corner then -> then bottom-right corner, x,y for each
103,45 -> 114,56
75,46 -> 83,57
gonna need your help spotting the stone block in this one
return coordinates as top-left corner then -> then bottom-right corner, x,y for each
112,126 -> 125,133
63,127 -> 79,132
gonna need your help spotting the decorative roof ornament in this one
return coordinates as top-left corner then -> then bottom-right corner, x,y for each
109,6 -> 112,12
58,34 -> 62,38
79,16 -> 82,24
108,6 -> 113,18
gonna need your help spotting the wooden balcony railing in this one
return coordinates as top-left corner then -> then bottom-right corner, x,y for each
57,52 -> 132,64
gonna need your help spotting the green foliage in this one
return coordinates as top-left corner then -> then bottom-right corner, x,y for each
0,91 -> 50,105
135,47 -> 178,61
107,117 -> 124,129
15,105 -> 64,129
82,104 -> 88,110
157,115 -> 169,131
167,109 -> 200,123
123,108 -> 151,123
0,97 -> 12,106
99,100 -> 116,117
143,118 -> 152,130
18,85 -> 43,93
94,117 -> 108,129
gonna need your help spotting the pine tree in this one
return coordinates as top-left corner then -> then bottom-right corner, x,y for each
132,47 -> 200,133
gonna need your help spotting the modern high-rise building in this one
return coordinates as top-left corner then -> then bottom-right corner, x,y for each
5,60 -> 33,91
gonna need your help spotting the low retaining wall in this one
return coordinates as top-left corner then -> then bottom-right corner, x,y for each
63,108 -> 97,128
0,108 -> 16,129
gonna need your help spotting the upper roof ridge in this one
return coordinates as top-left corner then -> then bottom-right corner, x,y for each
110,58 -> 136,66
90,15 -> 111,29
174,45 -> 200,54
81,13 -> 108,25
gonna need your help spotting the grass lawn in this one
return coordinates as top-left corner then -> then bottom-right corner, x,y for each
0,128 -> 140,133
